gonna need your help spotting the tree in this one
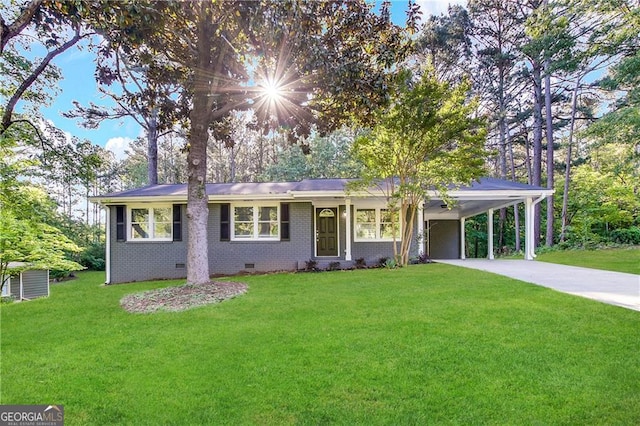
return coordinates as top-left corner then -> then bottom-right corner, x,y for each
0,0 -> 88,135
553,0 -> 627,243
208,111 -> 266,183
559,148 -> 639,246
415,5 -> 472,82
98,0 -> 419,285
351,70 -> 486,265
64,43 -> 185,185
468,0 -> 528,251
0,130 -> 82,292
260,128 -> 363,181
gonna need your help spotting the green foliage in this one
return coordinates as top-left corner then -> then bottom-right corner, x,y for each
610,227 -> 640,245
260,128 -> 363,181
416,4 -> 472,82
587,58 -> 640,156
465,215 -> 489,258
0,132 -> 84,290
0,184 -> 84,284
558,145 -> 640,247
79,242 -> 106,271
260,143 -> 309,182
2,269 -> 639,424
383,258 -> 398,270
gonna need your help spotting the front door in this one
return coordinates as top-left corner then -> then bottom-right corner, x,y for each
316,208 -> 338,256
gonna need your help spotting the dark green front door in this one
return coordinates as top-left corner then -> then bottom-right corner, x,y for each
316,208 -> 338,256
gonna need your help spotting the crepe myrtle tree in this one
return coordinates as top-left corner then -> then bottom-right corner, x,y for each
351,69 -> 487,266
96,0 -> 419,284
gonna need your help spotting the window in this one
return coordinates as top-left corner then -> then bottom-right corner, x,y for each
354,207 -> 400,241
116,205 -> 126,241
130,206 -> 173,240
232,204 -> 279,240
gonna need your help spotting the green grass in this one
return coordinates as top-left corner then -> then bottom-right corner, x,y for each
537,246 -> 640,274
1,267 -> 639,425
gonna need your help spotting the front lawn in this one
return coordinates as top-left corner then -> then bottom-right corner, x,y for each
1,267 -> 639,424
536,246 -> 640,274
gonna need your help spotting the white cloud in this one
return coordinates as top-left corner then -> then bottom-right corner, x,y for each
105,137 -> 134,161
417,0 -> 467,17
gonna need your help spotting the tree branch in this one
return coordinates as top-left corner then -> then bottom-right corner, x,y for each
1,28 -> 84,134
0,0 -> 43,54
8,118 -> 65,160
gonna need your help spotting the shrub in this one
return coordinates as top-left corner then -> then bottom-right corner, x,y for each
304,259 -> 318,272
1,295 -> 15,304
354,258 -> 367,269
377,257 -> 389,268
416,253 -> 431,264
610,227 -> 640,245
383,258 -> 398,269
327,261 -> 341,271
79,242 -> 106,271
50,270 -> 72,281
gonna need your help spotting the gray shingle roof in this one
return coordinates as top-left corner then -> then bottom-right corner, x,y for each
463,177 -> 546,191
93,177 -> 547,201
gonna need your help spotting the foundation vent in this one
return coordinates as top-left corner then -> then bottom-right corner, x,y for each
244,263 -> 255,269
175,263 -> 186,269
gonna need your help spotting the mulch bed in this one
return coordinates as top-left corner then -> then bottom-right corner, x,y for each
120,281 -> 248,314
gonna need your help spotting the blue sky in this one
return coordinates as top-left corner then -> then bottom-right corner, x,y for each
37,1 -> 464,160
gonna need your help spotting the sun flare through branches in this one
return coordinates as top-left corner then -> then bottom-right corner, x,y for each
251,48 -> 314,135
262,77 -> 284,105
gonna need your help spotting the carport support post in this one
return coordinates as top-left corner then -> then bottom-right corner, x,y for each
345,198 -> 352,261
488,209 -> 494,260
417,204 -> 424,255
105,205 -> 111,284
524,197 -> 534,260
460,217 -> 466,260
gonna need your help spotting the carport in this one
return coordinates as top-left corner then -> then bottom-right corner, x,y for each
419,178 -> 554,260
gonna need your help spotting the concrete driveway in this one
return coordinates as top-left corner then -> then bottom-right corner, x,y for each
436,259 -> 640,311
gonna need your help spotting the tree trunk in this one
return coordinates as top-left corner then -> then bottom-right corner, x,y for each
147,107 -> 158,185
186,7 -> 215,285
497,74 -> 508,250
531,62 -> 543,247
147,107 -> 159,185
507,126 -> 521,252
229,145 -> 236,182
560,78 -> 580,242
544,61 -> 554,246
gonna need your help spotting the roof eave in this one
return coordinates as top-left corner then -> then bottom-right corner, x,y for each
89,196 -> 188,205
90,188 -> 555,205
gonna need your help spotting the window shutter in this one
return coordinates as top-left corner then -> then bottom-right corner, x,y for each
115,205 -> 126,241
220,203 -> 230,241
281,203 -> 290,241
173,204 -> 182,241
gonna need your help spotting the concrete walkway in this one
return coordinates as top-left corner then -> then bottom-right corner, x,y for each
436,259 -> 640,311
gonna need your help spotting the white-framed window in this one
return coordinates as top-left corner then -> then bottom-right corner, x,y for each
129,206 -> 172,241
354,207 -> 400,241
232,204 -> 279,240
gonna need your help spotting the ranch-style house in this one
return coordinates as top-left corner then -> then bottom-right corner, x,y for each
91,177 -> 553,284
